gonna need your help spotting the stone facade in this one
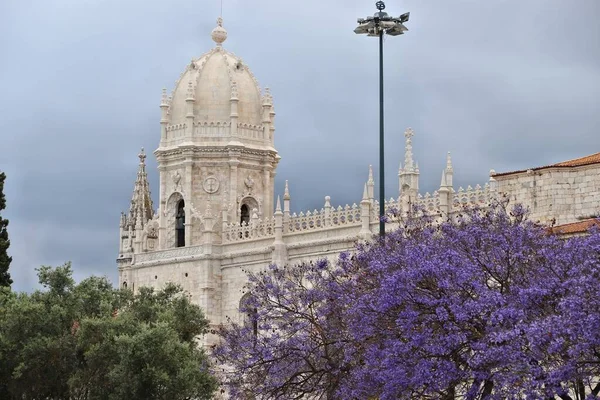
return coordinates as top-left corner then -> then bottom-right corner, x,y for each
117,18 -> 600,346
491,156 -> 600,226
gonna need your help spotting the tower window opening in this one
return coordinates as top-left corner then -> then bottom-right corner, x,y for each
240,204 -> 250,226
176,199 -> 185,247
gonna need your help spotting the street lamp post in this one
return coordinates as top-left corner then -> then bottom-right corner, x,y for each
355,1 -> 409,237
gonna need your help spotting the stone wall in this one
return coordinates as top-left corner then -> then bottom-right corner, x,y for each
494,164 -> 600,226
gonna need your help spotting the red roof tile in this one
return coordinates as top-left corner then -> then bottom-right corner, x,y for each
492,152 -> 600,177
549,218 -> 600,235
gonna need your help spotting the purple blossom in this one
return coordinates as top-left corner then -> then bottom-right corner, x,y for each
214,202 -> 600,399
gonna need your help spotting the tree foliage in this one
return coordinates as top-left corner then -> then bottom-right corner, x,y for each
0,263 -> 217,400
0,171 -> 12,287
215,203 -> 600,399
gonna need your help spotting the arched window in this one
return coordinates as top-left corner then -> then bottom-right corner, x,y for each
240,204 -> 250,226
176,199 -> 185,247
240,293 -> 258,337
122,281 -> 127,289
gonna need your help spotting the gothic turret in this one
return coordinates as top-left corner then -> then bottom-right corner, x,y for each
119,148 -> 154,256
153,17 -> 279,250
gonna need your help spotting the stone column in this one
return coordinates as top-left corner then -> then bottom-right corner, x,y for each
184,159 -> 193,246
229,157 -> 239,222
158,164 -> 167,250
262,165 -> 271,218
360,184 -> 372,238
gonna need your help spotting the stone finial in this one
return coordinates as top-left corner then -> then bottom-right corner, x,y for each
404,127 -> 415,170
489,169 -> 496,177
446,151 -> 453,172
324,195 -> 331,208
284,180 -> 290,200
362,183 -> 369,201
440,170 -> 447,187
211,17 -> 228,46
160,88 -> 169,107
186,81 -> 194,100
275,196 -> 282,212
138,147 -> 146,164
367,165 -> 374,185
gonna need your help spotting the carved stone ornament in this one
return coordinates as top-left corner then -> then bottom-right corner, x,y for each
203,176 -> 220,194
172,171 -> 182,191
244,175 -> 254,190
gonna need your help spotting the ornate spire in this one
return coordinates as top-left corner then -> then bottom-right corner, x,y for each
362,183 -> 369,201
275,195 -> 282,212
211,17 -> 228,46
440,170 -> 447,188
404,127 -> 415,170
367,165 -> 374,185
446,151 -> 453,172
284,180 -> 290,201
127,148 -> 154,229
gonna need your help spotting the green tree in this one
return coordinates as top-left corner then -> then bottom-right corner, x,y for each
0,172 -> 12,287
0,263 -> 217,399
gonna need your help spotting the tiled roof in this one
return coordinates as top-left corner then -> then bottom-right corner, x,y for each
492,152 -> 600,177
549,218 -> 600,235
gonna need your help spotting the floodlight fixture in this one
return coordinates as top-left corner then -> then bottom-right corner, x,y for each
354,1 -> 410,237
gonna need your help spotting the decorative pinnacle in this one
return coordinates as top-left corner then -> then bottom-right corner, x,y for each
404,127 -> 415,170
440,170 -> 447,187
186,81 -> 194,100
367,165 -> 374,185
211,17 -> 228,46
160,88 -> 168,107
275,196 -> 282,212
283,180 -> 290,200
263,87 -> 273,105
362,183 -> 369,200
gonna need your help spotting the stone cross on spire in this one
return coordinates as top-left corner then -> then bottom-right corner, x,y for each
404,127 -> 415,171
127,147 -> 154,229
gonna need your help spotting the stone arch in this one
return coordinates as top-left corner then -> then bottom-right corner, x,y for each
166,192 -> 184,249
239,293 -> 258,335
176,199 -> 185,247
238,195 -> 259,221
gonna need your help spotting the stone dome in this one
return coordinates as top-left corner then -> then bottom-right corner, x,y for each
166,18 -> 266,130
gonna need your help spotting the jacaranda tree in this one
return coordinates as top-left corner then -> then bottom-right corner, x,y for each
215,202 -> 600,399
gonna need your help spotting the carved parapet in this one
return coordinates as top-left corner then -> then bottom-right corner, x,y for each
415,191 -> 442,215
451,183 -> 497,211
222,217 -> 276,243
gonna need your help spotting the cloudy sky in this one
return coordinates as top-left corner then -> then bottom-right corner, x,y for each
1,0 -> 599,292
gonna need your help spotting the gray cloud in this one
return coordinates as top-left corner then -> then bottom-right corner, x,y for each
1,0 -> 599,291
